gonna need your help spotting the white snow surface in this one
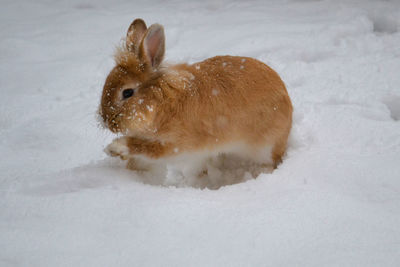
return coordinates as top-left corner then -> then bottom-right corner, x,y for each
1,0 -> 400,266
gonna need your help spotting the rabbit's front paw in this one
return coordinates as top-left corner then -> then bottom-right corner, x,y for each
104,137 -> 131,160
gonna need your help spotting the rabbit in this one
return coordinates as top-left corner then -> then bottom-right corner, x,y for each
100,18 -> 293,172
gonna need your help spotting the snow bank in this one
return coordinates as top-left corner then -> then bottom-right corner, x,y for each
1,0 -> 400,266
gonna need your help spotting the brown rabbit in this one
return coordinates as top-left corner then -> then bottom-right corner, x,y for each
100,19 -> 292,172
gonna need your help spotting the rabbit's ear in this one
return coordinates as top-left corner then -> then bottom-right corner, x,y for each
139,24 -> 165,69
126,19 -> 147,53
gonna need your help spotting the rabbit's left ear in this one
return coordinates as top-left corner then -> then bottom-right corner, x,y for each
139,24 -> 165,69
126,19 -> 147,53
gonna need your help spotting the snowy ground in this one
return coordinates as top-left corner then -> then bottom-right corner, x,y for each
1,0 -> 400,266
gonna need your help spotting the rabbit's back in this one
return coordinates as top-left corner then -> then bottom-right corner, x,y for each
164,56 -> 292,151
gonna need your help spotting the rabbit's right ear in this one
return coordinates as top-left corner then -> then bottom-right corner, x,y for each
126,19 -> 147,53
139,24 -> 165,69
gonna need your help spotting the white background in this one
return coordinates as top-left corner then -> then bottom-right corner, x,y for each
1,0 -> 400,266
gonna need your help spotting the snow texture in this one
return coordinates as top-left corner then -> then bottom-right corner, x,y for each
1,0 -> 400,266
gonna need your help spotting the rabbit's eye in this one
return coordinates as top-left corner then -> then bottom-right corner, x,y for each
122,88 -> 134,99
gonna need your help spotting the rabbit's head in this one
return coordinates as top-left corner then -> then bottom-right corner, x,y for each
99,19 -> 166,136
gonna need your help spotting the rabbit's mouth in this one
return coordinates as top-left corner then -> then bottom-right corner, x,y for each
107,111 -> 124,133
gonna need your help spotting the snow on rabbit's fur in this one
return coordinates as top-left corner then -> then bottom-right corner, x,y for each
1,0 -> 400,266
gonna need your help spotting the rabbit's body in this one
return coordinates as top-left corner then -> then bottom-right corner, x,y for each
101,19 -> 292,170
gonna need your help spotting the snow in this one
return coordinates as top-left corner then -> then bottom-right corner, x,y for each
1,0 -> 400,266
212,89 -> 219,95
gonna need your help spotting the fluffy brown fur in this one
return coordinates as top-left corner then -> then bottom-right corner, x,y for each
101,19 -> 293,169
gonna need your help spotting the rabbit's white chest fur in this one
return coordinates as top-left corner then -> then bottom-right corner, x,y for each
127,142 -> 273,174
